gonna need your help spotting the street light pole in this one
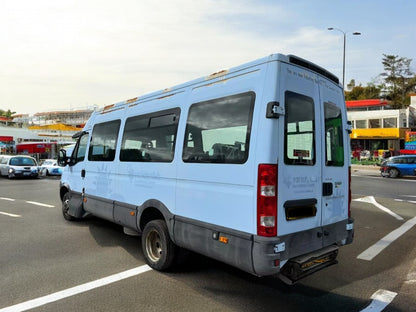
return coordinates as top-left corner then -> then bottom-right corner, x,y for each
328,27 -> 361,89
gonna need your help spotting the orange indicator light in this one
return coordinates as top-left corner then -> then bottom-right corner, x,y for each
219,236 -> 229,244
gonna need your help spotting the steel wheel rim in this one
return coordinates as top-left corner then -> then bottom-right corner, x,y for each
146,229 -> 162,262
63,197 -> 70,215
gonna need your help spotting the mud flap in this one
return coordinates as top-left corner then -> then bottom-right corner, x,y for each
278,245 -> 338,285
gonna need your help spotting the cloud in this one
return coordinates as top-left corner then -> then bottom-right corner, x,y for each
0,0 -> 367,113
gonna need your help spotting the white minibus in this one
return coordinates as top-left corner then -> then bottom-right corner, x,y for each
59,53 -> 354,284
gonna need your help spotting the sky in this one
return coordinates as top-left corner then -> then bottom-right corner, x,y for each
1,0 -> 415,115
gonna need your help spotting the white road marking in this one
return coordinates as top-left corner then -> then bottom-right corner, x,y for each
0,211 -> 21,218
25,201 -> 55,208
405,272 -> 416,285
357,216 -> 416,261
0,265 -> 152,312
360,289 -> 397,312
353,196 -> 404,221
0,197 -> 15,201
394,199 -> 416,204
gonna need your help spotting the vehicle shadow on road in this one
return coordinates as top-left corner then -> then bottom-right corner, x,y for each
68,216 -> 145,261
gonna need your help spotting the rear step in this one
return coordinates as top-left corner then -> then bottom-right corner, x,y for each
278,245 -> 339,285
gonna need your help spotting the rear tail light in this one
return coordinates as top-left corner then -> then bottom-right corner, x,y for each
348,166 -> 352,218
257,164 -> 277,237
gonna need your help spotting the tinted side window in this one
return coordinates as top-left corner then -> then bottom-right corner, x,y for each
183,92 -> 255,164
284,91 -> 315,165
120,108 -> 180,162
407,157 -> 416,164
324,102 -> 344,167
88,120 -> 121,161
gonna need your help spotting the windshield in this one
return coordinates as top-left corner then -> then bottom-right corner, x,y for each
10,157 -> 37,166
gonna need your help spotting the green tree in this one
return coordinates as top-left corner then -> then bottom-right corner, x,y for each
0,109 -> 16,118
380,54 -> 416,108
345,82 -> 381,101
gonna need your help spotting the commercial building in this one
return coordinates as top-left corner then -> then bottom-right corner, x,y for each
347,94 -> 416,157
0,109 -> 93,158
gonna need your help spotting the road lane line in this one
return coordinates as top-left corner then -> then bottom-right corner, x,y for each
0,211 -> 21,218
353,196 -> 403,221
357,216 -> 416,261
360,289 -> 397,312
25,201 -> 55,208
0,265 -> 152,312
405,272 -> 416,284
0,197 -> 15,201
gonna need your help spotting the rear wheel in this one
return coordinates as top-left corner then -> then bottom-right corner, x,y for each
389,168 -> 399,178
141,220 -> 176,270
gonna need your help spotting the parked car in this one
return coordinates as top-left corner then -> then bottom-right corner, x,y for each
0,155 -> 39,179
40,159 -> 62,176
380,155 -> 416,178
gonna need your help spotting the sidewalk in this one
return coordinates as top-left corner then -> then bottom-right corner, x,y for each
351,164 -> 380,171
351,164 -> 381,177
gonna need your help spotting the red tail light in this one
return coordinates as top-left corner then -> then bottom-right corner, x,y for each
348,166 -> 352,218
257,164 -> 277,237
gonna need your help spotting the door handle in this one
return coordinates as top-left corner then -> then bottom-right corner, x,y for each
81,169 -> 86,178
322,182 -> 333,196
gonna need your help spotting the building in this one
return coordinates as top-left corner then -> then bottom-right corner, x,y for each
0,109 -> 93,158
347,94 -> 416,157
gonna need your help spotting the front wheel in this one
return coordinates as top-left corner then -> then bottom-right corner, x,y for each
141,220 -> 176,271
62,192 -> 76,221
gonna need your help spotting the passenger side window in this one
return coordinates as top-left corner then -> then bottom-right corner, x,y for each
284,91 -> 315,165
73,134 -> 89,163
183,92 -> 255,164
88,120 -> 120,161
120,108 -> 180,162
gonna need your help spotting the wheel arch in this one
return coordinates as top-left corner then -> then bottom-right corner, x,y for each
137,199 -> 175,238
59,183 -> 71,201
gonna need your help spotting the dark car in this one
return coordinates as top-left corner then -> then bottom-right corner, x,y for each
380,155 -> 416,178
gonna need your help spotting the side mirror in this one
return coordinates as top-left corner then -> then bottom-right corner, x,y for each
58,149 -> 68,167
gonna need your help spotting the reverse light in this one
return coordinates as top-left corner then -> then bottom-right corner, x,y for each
257,164 -> 278,237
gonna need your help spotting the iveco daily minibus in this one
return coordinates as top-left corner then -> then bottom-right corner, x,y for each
59,53 -> 354,284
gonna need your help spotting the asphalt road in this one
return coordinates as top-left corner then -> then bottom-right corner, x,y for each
1,171 -> 415,312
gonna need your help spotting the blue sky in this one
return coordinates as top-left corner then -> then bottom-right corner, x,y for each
1,0 -> 415,114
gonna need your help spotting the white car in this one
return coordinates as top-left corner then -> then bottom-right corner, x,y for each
40,159 -> 62,176
0,155 -> 39,179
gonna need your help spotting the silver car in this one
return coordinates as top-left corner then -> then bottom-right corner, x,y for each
0,155 -> 39,179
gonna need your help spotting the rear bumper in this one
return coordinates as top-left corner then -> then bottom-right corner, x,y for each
252,218 -> 354,281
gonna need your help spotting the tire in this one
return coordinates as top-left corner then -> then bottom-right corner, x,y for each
389,168 -> 399,178
141,220 -> 176,271
62,192 -> 76,221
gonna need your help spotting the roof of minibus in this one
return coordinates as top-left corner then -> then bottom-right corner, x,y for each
91,53 -> 338,117
95,54 -> 289,114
